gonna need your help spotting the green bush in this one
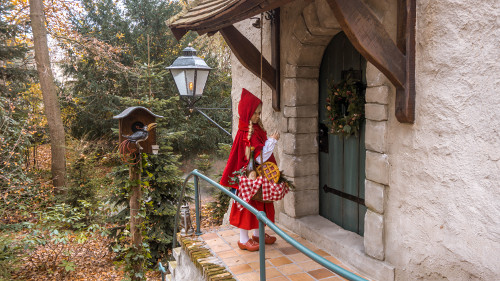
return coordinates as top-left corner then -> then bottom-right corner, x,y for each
0,235 -> 21,280
64,143 -> 114,217
109,148 -> 189,267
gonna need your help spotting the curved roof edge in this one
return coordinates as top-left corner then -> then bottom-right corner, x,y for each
113,106 -> 164,119
168,0 -> 291,41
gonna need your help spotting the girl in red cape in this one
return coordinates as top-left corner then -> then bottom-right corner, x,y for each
220,88 -> 279,251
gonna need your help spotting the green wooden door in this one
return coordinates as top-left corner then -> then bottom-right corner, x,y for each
318,32 -> 367,235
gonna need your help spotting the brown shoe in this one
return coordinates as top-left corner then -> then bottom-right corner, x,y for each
237,239 -> 260,251
252,233 -> 277,245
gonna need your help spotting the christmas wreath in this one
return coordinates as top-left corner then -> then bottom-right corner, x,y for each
325,77 -> 365,137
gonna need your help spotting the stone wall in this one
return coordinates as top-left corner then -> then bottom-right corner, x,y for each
229,0 -> 500,279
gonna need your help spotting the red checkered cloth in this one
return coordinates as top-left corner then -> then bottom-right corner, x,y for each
235,176 -> 290,210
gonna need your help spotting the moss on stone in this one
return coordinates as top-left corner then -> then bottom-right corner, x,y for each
177,234 -> 235,281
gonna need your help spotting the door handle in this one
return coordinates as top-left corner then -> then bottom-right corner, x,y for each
323,185 -> 365,206
318,123 -> 329,153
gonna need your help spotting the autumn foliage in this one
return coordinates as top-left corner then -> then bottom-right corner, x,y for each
1,0 -> 232,280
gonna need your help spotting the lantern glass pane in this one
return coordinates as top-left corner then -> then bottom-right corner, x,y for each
171,69 -> 187,96
185,69 -> 196,96
195,69 -> 210,96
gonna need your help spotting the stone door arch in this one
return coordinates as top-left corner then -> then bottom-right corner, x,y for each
280,0 -> 392,267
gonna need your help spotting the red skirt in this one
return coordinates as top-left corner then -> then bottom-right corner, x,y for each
229,199 -> 275,230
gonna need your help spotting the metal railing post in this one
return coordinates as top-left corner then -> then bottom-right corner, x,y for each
158,262 -> 166,281
259,218 -> 266,281
194,175 -> 201,235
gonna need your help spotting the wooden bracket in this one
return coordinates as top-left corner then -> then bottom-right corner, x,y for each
220,25 -> 277,96
395,0 -> 416,123
220,17 -> 282,111
271,8 -> 281,111
327,0 -> 416,123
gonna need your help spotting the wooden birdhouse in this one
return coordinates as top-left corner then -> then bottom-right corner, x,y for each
113,106 -> 163,154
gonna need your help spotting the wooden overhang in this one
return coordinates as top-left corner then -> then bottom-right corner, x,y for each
169,0 -> 416,123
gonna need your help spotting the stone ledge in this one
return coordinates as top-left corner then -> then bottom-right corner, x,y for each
278,213 -> 395,281
175,235 -> 236,281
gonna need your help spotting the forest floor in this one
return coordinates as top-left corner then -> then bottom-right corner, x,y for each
2,144 -> 224,280
5,204 -> 221,281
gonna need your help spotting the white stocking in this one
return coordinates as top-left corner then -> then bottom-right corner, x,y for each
240,229 -> 249,243
253,229 -> 260,237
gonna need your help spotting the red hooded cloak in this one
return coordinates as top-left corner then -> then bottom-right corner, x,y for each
220,88 -> 275,230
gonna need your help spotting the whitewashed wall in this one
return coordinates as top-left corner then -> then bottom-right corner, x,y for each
384,0 -> 500,279
228,0 -> 500,279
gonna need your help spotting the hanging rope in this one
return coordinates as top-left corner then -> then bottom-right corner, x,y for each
260,12 -> 263,101
118,139 -> 141,165
245,15 -> 265,160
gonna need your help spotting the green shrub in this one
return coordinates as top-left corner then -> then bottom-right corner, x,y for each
109,149 -> 189,267
0,235 -> 21,280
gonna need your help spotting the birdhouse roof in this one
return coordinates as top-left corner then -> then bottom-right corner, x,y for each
113,106 -> 164,119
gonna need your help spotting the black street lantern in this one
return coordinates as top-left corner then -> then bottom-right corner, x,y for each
166,46 -> 212,98
166,46 -> 231,136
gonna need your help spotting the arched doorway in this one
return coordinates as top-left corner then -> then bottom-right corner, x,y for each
318,32 -> 367,235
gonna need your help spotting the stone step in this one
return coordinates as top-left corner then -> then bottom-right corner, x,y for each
173,247 -> 181,262
168,260 -> 177,280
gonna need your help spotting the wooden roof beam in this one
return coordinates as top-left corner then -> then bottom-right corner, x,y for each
327,0 -> 416,123
220,25 -> 277,94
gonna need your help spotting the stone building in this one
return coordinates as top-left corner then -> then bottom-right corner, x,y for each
169,0 -> 500,280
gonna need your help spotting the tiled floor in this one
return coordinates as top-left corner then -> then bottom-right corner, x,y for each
199,226 -> 367,281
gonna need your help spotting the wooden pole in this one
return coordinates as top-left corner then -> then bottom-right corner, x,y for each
129,155 -> 143,280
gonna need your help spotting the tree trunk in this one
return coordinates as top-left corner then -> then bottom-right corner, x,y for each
129,163 -> 143,280
29,0 -> 66,187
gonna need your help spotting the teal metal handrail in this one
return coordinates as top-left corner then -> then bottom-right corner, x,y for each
170,169 -> 367,281
158,262 -> 167,281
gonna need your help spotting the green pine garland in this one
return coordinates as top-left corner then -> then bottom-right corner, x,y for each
325,77 -> 365,137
